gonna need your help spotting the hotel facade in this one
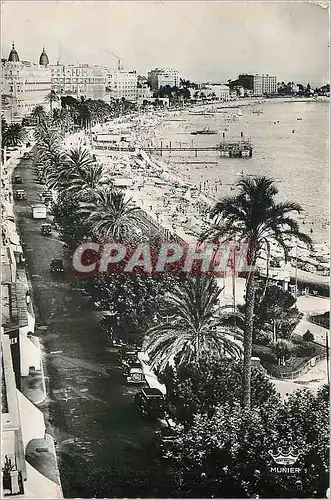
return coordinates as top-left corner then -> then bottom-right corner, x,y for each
50,63 -> 107,100
148,68 -> 180,90
105,69 -> 138,101
1,44 -> 52,123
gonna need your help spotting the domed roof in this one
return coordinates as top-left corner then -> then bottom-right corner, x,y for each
8,43 -> 20,62
39,46 -> 49,66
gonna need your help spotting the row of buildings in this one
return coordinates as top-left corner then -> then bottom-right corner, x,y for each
229,73 -> 277,97
1,43 -> 280,124
1,44 -> 183,123
1,144 -> 63,498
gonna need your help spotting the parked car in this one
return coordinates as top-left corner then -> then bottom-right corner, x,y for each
15,189 -> 26,200
135,387 -> 165,418
119,346 -> 139,368
31,204 -> 47,219
124,361 -> 145,384
23,152 -> 32,159
50,259 -> 64,273
14,175 -> 23,184
156,424 -> 178,458
40,223 -> 52,236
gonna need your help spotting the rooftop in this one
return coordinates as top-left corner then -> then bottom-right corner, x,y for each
8,42 -> 19,63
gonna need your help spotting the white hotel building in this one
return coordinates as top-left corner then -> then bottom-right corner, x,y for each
50,63 -> 107,100
253,74 -> 277,96
1,44 -> 52,123
148,68 -> 180,90
105,69 -> 138,101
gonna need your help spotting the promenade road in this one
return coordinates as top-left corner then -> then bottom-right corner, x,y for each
13,157 -> 175,498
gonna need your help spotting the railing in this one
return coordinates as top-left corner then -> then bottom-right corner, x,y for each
287,352 -> 327,381
307,314 -> 329,328
259,351 -> 327,381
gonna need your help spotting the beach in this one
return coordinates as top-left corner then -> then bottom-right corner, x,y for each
69,98 -> 329,256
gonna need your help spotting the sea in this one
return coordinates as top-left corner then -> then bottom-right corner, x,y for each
148,99 -> 329,245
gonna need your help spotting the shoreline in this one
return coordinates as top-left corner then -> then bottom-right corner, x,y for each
87,98 -> 329,246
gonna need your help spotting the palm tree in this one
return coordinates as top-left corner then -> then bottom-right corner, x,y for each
45,90 -> 60,113
80,187 -> 143,238
45,146 -> 94,193
42,150 -> 68,188
65,163 -> 104,199
34,119 -> 62,146
34,119 -> 65,185
52,108 -> 73,133
145,275 -> 243,373
66,146 -> 94,169
31,105 -> 47,124
2,123 -> 27,147
200,176 -> 312,409
77,96 -> 92,129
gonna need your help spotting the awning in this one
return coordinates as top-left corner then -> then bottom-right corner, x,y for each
4,220 -> 20,246
12,244 -> 23,254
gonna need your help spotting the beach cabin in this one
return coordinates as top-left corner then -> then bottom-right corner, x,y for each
94,133 -> 131,145
110,176 -> 133,189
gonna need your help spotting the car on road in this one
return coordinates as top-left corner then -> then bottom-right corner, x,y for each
124,361 -> 145,384
155,423 -> 178,458
23,152 -> 32,159
135,387 -> 165,418
50,259 -> 64,273
40,223 -> 52,236
31,204 -> 47,219
15,189 -> 26,200
14,175 -> 23,184
119,345 -> 140,368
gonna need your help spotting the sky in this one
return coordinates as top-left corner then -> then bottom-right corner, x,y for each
1,1 -> 330,86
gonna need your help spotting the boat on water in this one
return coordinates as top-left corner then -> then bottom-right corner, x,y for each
252,109 -> 263,114
191,127 -> 218,135
237,109 -> 242,116
297,117 -> 302,120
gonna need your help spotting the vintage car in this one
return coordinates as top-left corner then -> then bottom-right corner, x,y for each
15,189 -> 26,200
39,191 -> 53,204
124,361 -> 145,384
135,387 -> 165,418
50,259 -> 64,273
155,424 -> 178,458
40,223 -> 52,236
14,175 -> 23,184
119,346 -> 140,368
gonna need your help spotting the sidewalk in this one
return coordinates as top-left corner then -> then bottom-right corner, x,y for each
293,357 -> 328,385
2,148 -> 47,405
293,318 -> 328,345
25,434 -> 62,489
138,351 -> 166,394
296,295 -> 330,315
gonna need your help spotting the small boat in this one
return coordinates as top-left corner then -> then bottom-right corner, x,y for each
237,109 -> 242,116
297,117 -> 302,120
252,109 -> 263,114
191,127 -> 217,135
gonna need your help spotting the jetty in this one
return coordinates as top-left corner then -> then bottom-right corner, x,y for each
93,138 -> 253,158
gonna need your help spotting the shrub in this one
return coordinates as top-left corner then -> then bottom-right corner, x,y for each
252,344 -> 277,365
253,329 -> 272,346
303,329 -> 314,342
271,339 -> 293,363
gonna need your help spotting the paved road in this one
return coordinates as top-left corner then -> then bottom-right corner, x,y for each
13,158 -> 174,498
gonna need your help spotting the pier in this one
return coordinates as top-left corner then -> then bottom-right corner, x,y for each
93,138 -> 253,158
